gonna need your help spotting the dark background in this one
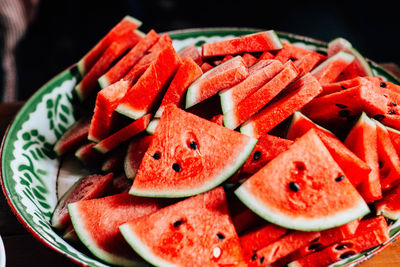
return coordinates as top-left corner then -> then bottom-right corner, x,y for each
13,0 -> 400,100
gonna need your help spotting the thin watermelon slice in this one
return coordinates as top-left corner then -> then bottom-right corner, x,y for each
178,45 -> 203,65
241,73 -> 322,138
345,113 -> 382,202
119,187 -> 246,266
88,80 -> 131,142
202,30 -> 282,57
286,112 -> 371,187
294,52 -> 326,77
219,59 -> 283,114
77,15 -> 142,75
154,56 -> 203,118
116,43 -> 182,120
74,142 -> 103,167
274,41 -> 324,63
93,114 -> 151,154
242,53 -> 259,67
375,185 -> 400,220
98,29 -> 160,88
129,105 -> 257,197
68,193 -> 162,266
75,30 -> 143,100
223,60 -> 299,130
53,116 -> 91,156
185,56 -> 249,109
124,135 -> 153,179
235,129 -> 369,231
310,51 -> 355,85
51,173 -> 113,229
319,76 -> 371,97
200,62 -> 214,72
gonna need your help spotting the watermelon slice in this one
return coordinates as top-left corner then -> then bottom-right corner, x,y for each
101,146 -> 126,173
53,116 -> 91,156
116,43 -> 182,120
129,105 -> 257,197
178,45 -> 203,65
344,113 -> 382,202
93,114 -> 151,154
200,62 -> 214,72
119,187 -> 246,266
242,53 -> 259,67
223,60 -> 299,130
124,135 -> 153,179
310,51 -> 355,85
51,173 -> 113,229
98,29 -> 160,88
74,142 -> 103,167
241,73 -> 322,138
68,193 -> 162,266
286,112 -> 371,187
235,129 -> 369,231
274,41 -> 324,63
185,56 -> 249,109
387,125 -> 400,155
202,30 -> 282,57
219,59 -> 283,114
375,185 -> 400,220
294,52 -> 326,78
77,15 -> 142,75
259,51 -> 274,60
154,56 -> 203,118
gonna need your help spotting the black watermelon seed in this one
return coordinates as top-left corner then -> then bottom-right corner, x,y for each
338,110 -> 350,117
308,243 -> 321,250
341,85 -> 347,90
340,251 -> 356,259
374,114 -> 385,121
335,175 -> 345,182
253,150 -> 262,161
216,233 -> 225,240
383,94 -> 389,98
289,182 -> 300,192
259,256 -> 265,264
380,82 -> 387,88
390,102 -> 397,107
251,253 -> 257,261
172,163 -> 181,172
152,152 -> 161,160
389,110 -> 396,115
378,160 -> 384,169
336,104 -> 348,109
189,141 -> 198,150
173,220 -> 184,227
335,244 -> 346,250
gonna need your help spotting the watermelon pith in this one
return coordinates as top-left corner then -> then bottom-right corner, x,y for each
120,187 -> 246,266
129,105 -> 257,198
235,129 -> 369,231
375,185 -> 400,220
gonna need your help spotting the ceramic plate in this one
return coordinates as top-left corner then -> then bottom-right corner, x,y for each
1,28 -> 400,267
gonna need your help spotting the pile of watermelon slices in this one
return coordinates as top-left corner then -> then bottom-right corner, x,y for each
50,15 -> 400,266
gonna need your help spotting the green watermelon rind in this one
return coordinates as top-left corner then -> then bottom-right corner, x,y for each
129,137 -> 257,198
240,120 -> 256,137
98,75 -> 111,89
67,203 -> 146,267
234,185 -> 370,232
115,103 -> 146,120
219,88 -> 234,115
119,224 -> 179,267
145,119 -> 159,135
376,205 -> 400,221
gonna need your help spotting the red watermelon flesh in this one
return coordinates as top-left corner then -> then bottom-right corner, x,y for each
249,231 -> 320,266
155,56 -> 203,118
124,135 -> 153,179
111,174 -> 133,195
214,54 -> 234,66
88,79 -> 131,142
319,76 -> 370,97
210,114 -> 224,125
242,133 -> 293,174
387,125 -> 400,155
129,105 -> 257,197
223,60 -> 299,130
51,173 -> 114,229
53,116 -> 91,156
259,51 -> 274,60
240,73 -> 322,139
274,42 -> 324,64
345,113 -> 382,202
375,120 -> 400,190
93,114 -> 151,154
219,59 -> 284,114
185,56 -> 249,109
375,185 -> 400,220
310,51 -> 355,85
200,62 -> 213,72
178,45 -> 203,65
287,112 -> 371,187
235,129 -> 369,231
202,30 -> 282,57
98,29 -> 160,88
75,30 -> 143,100
77,15 -> 142,75
68,193 -> 162,266
239,223 -> 287,263
119,187 -> 246,266
75,142 -> 103,167
242,53 -> 259,67
294,52 -> 326,78
123,33 -> 173,82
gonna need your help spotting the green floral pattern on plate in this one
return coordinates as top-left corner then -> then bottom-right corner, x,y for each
1,29 -> 399,267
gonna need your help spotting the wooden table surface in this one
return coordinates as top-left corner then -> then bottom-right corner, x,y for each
1,64 -> 400,266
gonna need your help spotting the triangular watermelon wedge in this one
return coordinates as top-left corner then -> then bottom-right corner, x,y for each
235,129 -> 369,231
129,105 -> 257,197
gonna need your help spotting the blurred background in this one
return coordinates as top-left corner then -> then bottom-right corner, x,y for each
1,0 -> 399,102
